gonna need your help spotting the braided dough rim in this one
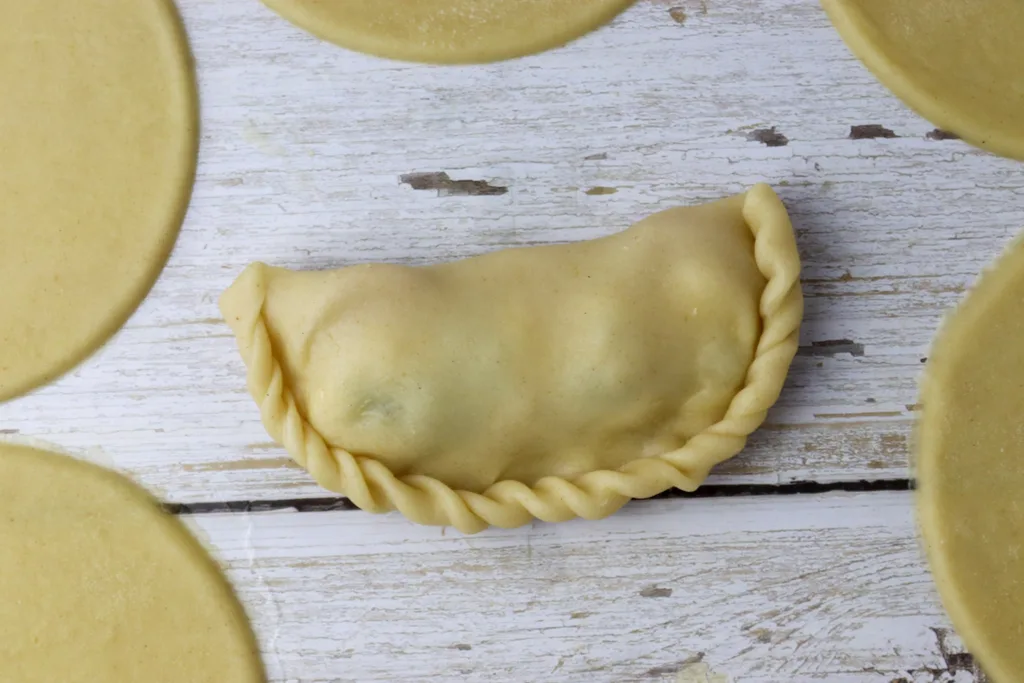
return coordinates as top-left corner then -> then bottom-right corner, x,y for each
221,184 -> 803,533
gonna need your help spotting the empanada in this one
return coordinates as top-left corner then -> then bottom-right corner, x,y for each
221,184 -> 803,532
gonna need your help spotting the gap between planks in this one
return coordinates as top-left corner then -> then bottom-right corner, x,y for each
165,478 -> 913,516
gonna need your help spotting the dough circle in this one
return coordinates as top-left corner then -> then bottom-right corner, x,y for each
260,0 -> 637,64
822,0 -> 1024,161
916,236 -> 1024,683
0,444 -> 265,683
0,0 -> 199,402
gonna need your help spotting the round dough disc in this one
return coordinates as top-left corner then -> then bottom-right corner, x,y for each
0,0 -> 198,402
260,0 -> 636,64
917,237 -> 1024,683
822,0 -> 1024,161
0,444 -> 265,683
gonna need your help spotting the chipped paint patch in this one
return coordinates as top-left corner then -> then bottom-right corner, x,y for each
746,127 -> 789,147
926,128 -> 960,141
645,653 -> 706,679
669,7 -> 687,23
931,627 -> 989,681
640,586 -> 673,598
400,172 -> 508,197
585,186 -> 618,196
849,124 -> 898,139
797,339 -> 866,357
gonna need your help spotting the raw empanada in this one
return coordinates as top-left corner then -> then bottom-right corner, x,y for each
221,184 -> 803,532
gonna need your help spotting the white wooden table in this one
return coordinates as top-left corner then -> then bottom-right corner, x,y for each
3,0 -> 1019,680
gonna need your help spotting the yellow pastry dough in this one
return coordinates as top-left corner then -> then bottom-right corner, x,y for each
822,0 -> 1024,160
0,0 -> 198,402
260,0 -> 636,64
221,185 -> 803,532
0,444 -> 265,683
917,235 -> 1024,683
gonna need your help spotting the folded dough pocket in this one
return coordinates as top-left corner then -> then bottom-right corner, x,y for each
221,184 -> 803,533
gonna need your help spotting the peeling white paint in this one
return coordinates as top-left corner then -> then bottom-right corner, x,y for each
0,0 -> 1020,503
174,492 -> 974,682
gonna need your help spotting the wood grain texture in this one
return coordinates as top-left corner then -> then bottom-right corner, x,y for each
2,0 -> 1022,503
188,491 -> 986,682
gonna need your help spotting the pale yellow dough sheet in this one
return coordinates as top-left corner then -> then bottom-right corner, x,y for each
260,0 -> 636,64
917,235 -> 1024,683
822,0 -> 1024,160
0,0 -> 198,402
221,185 -> 803,533
0,444 -> 265,683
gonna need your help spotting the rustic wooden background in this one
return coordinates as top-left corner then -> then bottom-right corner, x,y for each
4,0 -> 1021,680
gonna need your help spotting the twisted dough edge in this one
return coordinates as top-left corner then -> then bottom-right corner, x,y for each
223,183 -> 803,533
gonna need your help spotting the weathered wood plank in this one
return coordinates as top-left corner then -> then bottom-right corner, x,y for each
1,0 -> 1021,502
189,492 -> 982,682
